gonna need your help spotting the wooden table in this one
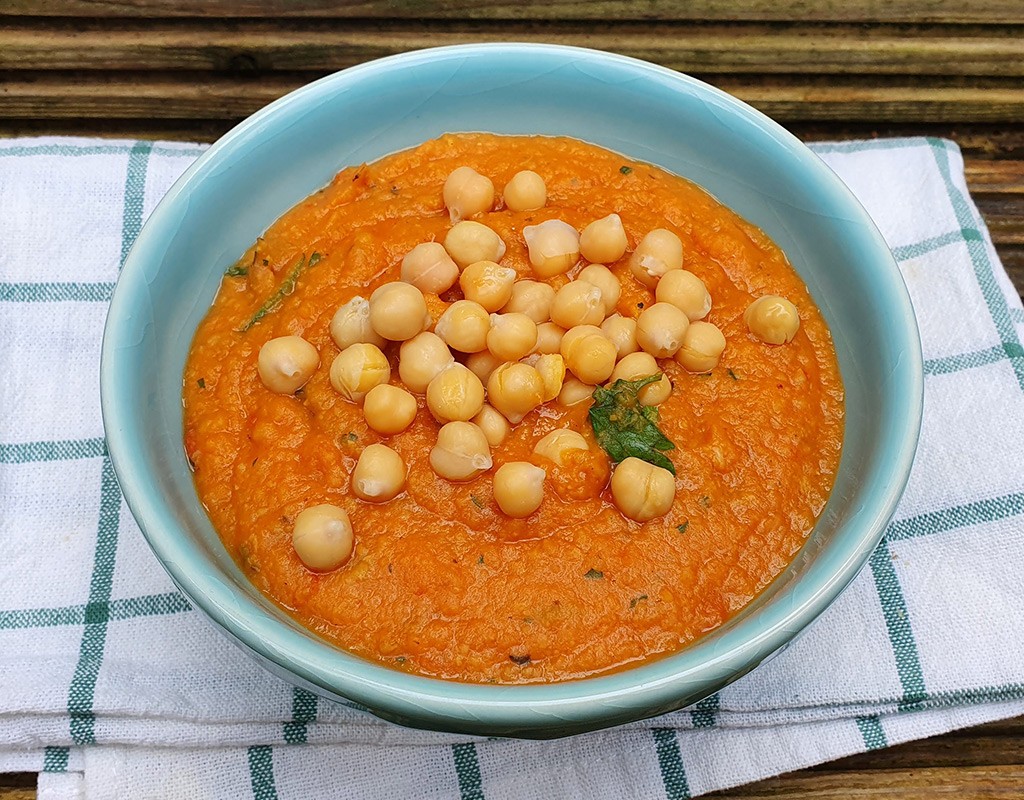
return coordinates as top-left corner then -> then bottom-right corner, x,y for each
1,2 -> 1022,797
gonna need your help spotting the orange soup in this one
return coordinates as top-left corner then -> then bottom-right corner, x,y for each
182,134 -> 844,684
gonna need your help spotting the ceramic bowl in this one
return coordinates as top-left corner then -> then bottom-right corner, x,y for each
100,43 -> 923,738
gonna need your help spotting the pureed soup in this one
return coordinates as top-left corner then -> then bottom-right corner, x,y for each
182,134 -> 844,684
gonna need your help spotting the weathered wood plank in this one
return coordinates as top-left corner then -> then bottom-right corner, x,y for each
1,75 -> 1021,123
4,0 -> 1024,24
2,22 -> 1023,77
708,765 -> 1024,797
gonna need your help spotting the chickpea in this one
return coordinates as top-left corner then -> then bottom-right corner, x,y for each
523,219 -> 580,278
443,221 -> 506,269
369,281 -> 430,342
330,343 -> 391,403
656,269 -> 712,321
472,404 -> 511,447
501,280 -> 555,323
443,166 -> 495,223
609,351 -> 672,406
503,170 -> 547,212
487,362 -> 544,423
363,383 -> 418,435
330,295 -> 386,350
486,312 -> 538,362
351,443 -> 406,503
533,321 -> 566,355
676,321 -> 727,373
577,263 -> 622,315
579,214 -> 628,264
744,295 -> 800,345
433,300 -> 490,354
533,429 -> 588,465
398,331 -> 454,393
465,349 -> 502,385
460,261 -> 517,312
559,324 -> 603,355
550,280 -> 606,329
529,353 -> 566,401
557,377 -> 595,406
257,336 -> 319,394
628,228 -> 683,288
426,363 -> 485,423
600,314 -> 639,359
292,503 -> 354,571
493,462 -> 546,518
561,329 -> 617,384
430,421 -> 492,481
400,242 -> 460,295
611,457 -> 676,522
636,302 -> 689,358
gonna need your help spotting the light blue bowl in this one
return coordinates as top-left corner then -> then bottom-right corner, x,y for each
100,44 -> 923,738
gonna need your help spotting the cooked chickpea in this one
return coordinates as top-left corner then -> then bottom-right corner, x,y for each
636,302 -> 689,358
559,323 -> 603,355
609,351 -> 672,406
530,353 -> 566,401
465,350 -> 502,384
533,322 -> 565,355
611,457 -> 676,522
550,280 -> 606,329
579,214 -> 628,264
503,170 -> 547,211
501,280 -> 555,323
443,166 -> 495,223
430,421 -> 492,481
257,336 -> 319,394
493,462 -> 546,518
472,404 -> 510,447
577,263 -> 622,315
443,221 -> 506,269
629,228 -> 683,288
744,295 -> 800,345
562,330 -> 617,384
398,331 -> 453,393
557,377 -> 595,406
486,312 -> 538,362
369,281 -> 429,342
656,269 -> 712,321
363,383 -> 418,435
329,342 -> 391,403
426,363 -> 485,423
351,443 -> 406,502
487,362 -> 544,423
533,429 -> 589,465
292,503 -> 354,571
460,261 -> 517,312
676,321 -> 727,372
400,242 -> 460,295
435,300 -> 491,353
600,314 -> 639,358
523,219 -> 580,278
330,295 -> 386,350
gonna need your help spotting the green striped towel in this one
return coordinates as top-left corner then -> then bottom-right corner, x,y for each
2,136 -> 1023,799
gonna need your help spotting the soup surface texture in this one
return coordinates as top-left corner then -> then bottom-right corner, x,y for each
183,134 -> 844,684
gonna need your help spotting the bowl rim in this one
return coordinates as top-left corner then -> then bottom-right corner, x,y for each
101,42 -> 924,736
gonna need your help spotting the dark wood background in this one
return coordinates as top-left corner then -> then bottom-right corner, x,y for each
1,1 -> 1022,796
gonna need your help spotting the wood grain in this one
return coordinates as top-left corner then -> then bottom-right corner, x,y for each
2,21 -> 1023,77
2,74 -> 1021,123
4,0 -> 1024,24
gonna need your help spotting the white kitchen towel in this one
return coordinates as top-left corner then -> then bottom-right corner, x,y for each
2,136 -> 1023,799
